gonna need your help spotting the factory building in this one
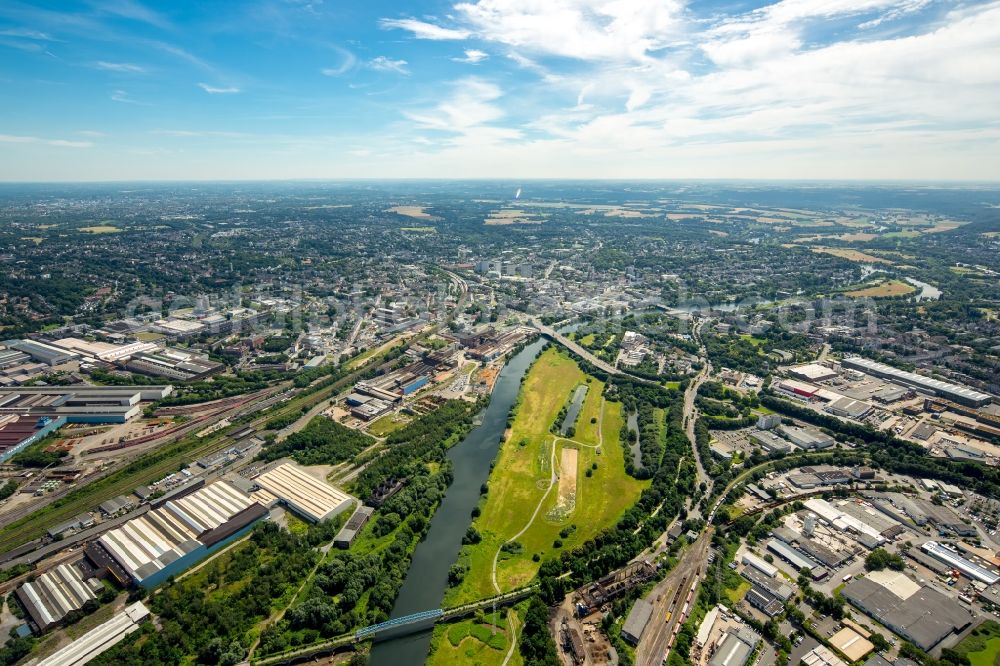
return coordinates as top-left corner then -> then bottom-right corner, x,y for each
778,425 -> 834,450
253,462 -> 354,523
94,481 -> 267,588
49,338 -> 158,363
15,562 -> 101,632
125,349 -> 223,381
841,357 -> 992,408
37,602 -> 149,666
776,379 -> 820,400
767,539 -> 828,579
0,415 -> 66,463
741,552 -> 778,578
749,430 -> 792,454
772,526 -> 853,569
789,364 -> 839,383
0,385 -> 173,425
804,498 -> 899,546
740,566 -> 795,602
921,541 -> 1000,585
842,576 -> 974,651
334,505 -> 374,549
0,347 -> 31,369
746,587 -> 783,616
802,646 -> 849,666
4,339 -> 79,366
709,627 -> 759,666
827,396 -> 874,420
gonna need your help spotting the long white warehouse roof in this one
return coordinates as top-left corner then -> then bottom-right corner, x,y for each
99,481 -> 256,580
38,602 -> 150,666
922,541 -> 1000,585
842,357 -> 992,404
254,463 -> 353,522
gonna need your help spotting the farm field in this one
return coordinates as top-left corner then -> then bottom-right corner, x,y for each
809,246 -> 894,264
844,279 -> 916,298
445,347 -> 647,605
386,205 -> 439,220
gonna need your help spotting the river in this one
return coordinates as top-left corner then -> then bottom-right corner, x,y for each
369,337 -> 546,665
905,277 -> 942,301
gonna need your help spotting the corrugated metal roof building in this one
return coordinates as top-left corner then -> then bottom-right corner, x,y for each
15,562 -> 100,632
97,481 -> 267,587
254,462 -> 354,523
37,602 -> 149,666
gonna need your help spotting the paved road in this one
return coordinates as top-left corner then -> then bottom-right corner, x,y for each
683,319 -> 712,495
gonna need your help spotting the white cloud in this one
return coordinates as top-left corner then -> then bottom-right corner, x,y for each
198,82 -> 241,94
368,56 -> 409,74
93,0 -> 172,29
93,60 -> 147,73
384,1 -> 686,62
405,78 -> 520,149
110,89 -> 148,104
320,47 -> 356,76
379,18 -> 471,40
372,0 -> 1000,179
0,134 -> 93,148
452,48 -> 488,63
0,28 -> 54,40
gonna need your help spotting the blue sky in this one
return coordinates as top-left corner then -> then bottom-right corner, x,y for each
1,0 -> 998,180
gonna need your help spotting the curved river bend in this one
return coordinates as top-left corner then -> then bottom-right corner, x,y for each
369,338 -> 545,665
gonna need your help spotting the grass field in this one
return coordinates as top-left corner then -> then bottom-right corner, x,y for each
427,610 -> 521,666
367,412 -> 411,436
953,621 -> 1000,666
810,247 -> 894,264
347,336 -> 405,369
79,225 -> 121,233
445,348 -> 647,605
844,279 -> 916,298
726,580 -> 751,604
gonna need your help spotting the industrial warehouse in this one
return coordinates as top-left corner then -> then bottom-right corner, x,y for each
251,462 -> 355,523
0,385 -> 173,423
840,357 -> 993,408
14,562 -> 102,632
36,602 -> 150,666
91,480 -> 268,587
841,574 -> 975,651
0,384 -> 173,461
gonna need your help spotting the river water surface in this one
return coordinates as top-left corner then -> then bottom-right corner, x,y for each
369,338 -> 545,665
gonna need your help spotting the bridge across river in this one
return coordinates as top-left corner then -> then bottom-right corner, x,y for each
252,586 -> 537,665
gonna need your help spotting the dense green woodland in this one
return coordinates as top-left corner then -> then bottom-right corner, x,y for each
259,416 -> 374,465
